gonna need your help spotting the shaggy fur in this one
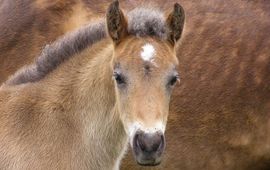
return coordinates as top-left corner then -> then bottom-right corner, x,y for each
1,0 -> 270,170
6,21 -> 106,85
6,7 -> 168,86
127,8 -> 167,39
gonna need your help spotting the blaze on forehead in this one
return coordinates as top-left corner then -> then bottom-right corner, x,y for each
127,8 -> 167,39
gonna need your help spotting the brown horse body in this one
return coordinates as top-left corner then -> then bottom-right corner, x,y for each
0,0 -> 270,169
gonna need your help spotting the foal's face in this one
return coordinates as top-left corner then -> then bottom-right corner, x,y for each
106,0 -> 185,166
112,37 -> 179,165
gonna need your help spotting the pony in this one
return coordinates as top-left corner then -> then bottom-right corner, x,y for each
1,0 -> 270,169
0,1 -> 185,169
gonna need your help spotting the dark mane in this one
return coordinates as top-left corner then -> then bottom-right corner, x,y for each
6,21 -> 106,85
127,8 -> 166,39
6,8 -> 167,85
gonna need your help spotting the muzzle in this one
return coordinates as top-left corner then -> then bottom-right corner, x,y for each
132,130 -> 165,166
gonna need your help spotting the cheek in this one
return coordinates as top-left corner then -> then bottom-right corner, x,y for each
116,94 -> 134,130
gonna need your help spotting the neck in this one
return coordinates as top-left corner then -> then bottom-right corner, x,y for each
41,39 -> 128,168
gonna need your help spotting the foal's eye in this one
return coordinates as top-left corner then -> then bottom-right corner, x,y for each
113,72 -> 126,85
168,75 -> 179,86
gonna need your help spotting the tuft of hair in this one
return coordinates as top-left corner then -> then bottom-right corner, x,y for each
127,8 -> 167,39
6,21 -> 106,86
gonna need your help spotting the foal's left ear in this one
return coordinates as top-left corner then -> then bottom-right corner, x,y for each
106,0 -> 128,45
166,3 -> 185,46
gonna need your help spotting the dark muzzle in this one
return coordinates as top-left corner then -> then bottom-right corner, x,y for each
132,130 -> 165,166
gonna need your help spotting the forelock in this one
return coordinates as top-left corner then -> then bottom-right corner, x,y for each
127,8 -> 167,39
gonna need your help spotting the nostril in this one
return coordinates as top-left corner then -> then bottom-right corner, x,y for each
136,133 -> 148,152
152,134 -> 163,152
134,133 -> 140,148
157,134 -> 165,152
138,138 -> 146,151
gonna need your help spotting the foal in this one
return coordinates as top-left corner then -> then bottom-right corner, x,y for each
0,1 -> 185,169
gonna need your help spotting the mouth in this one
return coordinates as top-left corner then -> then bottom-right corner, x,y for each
137,159 -> 161,166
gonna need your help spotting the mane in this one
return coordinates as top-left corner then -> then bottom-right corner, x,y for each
6,21 -> 106,85
6,8 -> 167,86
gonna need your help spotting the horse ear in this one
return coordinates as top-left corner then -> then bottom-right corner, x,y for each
166,3 -> 185,46
106,0 -> 128,44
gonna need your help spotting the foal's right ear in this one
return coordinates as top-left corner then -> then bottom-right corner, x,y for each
106,0 -> 128,45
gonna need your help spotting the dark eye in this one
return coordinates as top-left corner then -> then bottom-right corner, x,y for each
113,72 -> 126,85
168,75 -> 179,86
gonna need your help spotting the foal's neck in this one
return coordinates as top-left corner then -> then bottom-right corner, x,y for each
42,39 -> 128,167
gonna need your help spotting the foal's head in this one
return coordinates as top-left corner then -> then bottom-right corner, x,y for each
106,1 -> 185,166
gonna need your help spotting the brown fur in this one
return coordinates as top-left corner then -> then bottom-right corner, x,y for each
0,39 -> 128,169
0,0 -> 270,169
0,1 -> 183,169
0,33 -> 177,169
